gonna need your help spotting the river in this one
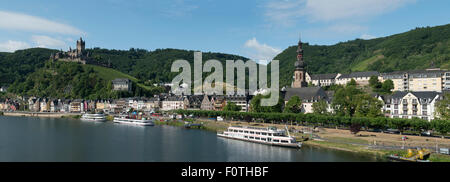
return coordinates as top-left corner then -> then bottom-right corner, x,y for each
0,116 -> 381,162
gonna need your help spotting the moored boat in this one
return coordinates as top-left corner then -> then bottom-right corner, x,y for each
81,113 -> 106,122
113,116 -> 154,126
217,125 -> 302,148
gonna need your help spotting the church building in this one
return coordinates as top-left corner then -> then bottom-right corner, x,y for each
282,36 -> 332,113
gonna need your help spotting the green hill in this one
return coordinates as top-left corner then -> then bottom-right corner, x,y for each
274,24 -> 450,87
0,48 -> 58,86
8,61 -> 164,99
88,48 -> 249,84
2,23 -> 450,93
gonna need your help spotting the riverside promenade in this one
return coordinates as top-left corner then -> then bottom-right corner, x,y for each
2,111 -> 81,118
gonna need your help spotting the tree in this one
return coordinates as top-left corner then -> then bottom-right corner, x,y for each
223,102 -> 242,112
350,122 -> 362,135
435,93 -> 450,120
381,79 -> 394,94
347,79 -> 357,86
312,100 -> 329,115
332,85 -> 363,117
354,94 -> 383,118
369,76 -> 382,89
432,119 -> 449,138
250,94 -> 284,113
284,96 -> 302,113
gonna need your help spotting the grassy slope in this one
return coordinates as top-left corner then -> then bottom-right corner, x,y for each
83,64 -> 152,90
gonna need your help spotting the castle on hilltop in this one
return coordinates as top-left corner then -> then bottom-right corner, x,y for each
50,37 -> 90,64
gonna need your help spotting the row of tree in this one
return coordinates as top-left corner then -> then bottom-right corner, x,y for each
174,109 -> 449,137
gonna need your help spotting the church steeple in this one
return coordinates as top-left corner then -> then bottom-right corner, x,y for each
295,35 -> 305,70
292,34 -> 308,88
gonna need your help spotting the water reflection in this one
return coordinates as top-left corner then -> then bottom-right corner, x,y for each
0,116 -> 379,162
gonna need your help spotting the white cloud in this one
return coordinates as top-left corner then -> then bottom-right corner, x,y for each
0,40 -> 30,52
360,34 -> 377,40
264,0 -> 304,26
243,38 -> 281,63
264,0 -> 414,25
31,35 -> 67,49
0,11 -> 84,35
304,0 -> 414,22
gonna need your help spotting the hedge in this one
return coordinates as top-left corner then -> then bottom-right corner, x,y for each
174,110 -> 449,136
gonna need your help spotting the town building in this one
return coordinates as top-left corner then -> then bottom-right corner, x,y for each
283,87 -> 330,113
0,99 -> 6,110
70,99 -> 83,113
184,95 -> 202,110
283,36 -> 331,114
225,95 -> 249,112
145,97 -> 161,112
335,71 -> 379,86
306,73 -> 340,86
112,78 -> 132,92
28,97 -> 40,112
378,91 -> 441,121
380,69 -> 450,92
39,98 -> 50,112
200,95 -> 214,111
161,96 -> 185,111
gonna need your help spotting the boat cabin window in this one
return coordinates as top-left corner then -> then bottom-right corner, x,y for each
239,130 -> 243,133
273,139 -> 279,143
256,132 -> 260,135
261,133 -> 267,136
255,137 -> 260,140
261,138 -> 266,141
250,131 -> 254,134
244,131 -> 249,133
281,140 -> 289,143
249,136 -> 254,139
244,136 -> 248,138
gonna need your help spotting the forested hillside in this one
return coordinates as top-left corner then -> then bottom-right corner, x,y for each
7,61 -> 165,99
1,24 -> 449,93
274,24 -> 450,87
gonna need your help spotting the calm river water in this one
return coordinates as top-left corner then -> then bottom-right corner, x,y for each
0,116 -> 382,162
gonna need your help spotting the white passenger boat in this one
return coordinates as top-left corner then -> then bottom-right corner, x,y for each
113,116 -> 154,126
217,125 -> 302,148
81,113 -> 106,122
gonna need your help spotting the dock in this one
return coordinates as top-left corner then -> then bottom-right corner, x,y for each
184,123 -> 203,129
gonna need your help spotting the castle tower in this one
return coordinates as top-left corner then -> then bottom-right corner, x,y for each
76,37 -> 85,55
292,36 -> 308,88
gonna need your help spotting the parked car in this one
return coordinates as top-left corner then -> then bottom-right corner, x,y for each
421,131 -> 432,136
385,129 -> 400,134
368,128 -> 383,133
217,116 -> 224,121
440,148 -> 449,155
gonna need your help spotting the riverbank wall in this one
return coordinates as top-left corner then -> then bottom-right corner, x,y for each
2,112 -> 81,118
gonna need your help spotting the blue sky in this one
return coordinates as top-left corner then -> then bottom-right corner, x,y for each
0,0 -> 449,61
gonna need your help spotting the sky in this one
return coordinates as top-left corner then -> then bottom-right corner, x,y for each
0,0 -> 449,61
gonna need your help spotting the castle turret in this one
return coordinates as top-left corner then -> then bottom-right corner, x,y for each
76,37 -> 85,55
